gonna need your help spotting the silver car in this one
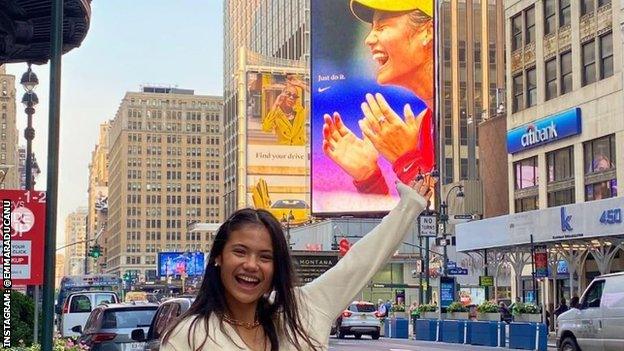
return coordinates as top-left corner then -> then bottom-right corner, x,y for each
73,302 -> 158,351
334,301 -> 381,339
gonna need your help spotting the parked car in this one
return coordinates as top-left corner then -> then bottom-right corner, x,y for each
334,301 -> 381,339
556,271 -> 624,351
73,302 -> 158,351
59,291 -> 120,338
131,297 -> 195,351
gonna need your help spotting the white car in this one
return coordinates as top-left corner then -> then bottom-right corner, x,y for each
334,301 -> 381,339
59,291 -> 120,338
556,272 -> 624,351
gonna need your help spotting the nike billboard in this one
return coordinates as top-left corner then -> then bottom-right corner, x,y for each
311,0 -> 436,214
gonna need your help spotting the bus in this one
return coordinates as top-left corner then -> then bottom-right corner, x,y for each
56,274 -> 122,314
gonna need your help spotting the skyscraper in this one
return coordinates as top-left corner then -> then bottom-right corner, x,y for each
0,65 -> 20,189
106,87 -> 223,281
223,0 -> 308,216
86,121 -> 111,274
439,0 -> 506,185
64,207 -> 88,276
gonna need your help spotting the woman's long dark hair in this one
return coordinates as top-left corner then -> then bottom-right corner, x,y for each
161,208 -> 321,351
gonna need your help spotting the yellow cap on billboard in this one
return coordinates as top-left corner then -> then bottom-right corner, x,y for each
350,0 -> 433,23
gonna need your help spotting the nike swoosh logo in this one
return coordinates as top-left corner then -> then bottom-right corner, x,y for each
317,86 -> 331,93
403,162 -> 415,173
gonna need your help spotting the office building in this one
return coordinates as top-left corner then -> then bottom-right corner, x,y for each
223,0 -> 308,216
86,121 -> 111,273
106,87 -> 223,281
64,207 -> 88,276
458,0 -> 623,310
0,65 -> 20,189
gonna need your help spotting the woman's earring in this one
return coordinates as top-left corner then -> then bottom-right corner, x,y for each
263,289 -> 276,305
214,262 -> 220,267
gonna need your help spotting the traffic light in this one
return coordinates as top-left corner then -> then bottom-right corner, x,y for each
338,238 -> 350,257
123,272 -> 130,282
88,244 -> 102,258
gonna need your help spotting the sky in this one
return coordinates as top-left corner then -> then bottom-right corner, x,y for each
5,0 -> 224,247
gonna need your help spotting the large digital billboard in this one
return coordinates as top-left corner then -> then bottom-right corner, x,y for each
311,0 -> 436,214
246,72 -> 311,225
158,252 -> 205,277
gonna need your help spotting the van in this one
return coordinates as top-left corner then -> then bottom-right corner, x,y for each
556,271 -> 624,351
59,291 -> 120,338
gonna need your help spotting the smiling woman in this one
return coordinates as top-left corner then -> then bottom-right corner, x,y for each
160,176 -> 434,351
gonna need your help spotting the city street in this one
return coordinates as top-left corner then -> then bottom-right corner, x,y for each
328,337 -> 558,350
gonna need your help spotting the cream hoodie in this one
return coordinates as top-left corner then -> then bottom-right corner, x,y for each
162,182 -> 426,350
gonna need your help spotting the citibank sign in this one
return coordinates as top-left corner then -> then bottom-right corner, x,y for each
507,108 -> 582,154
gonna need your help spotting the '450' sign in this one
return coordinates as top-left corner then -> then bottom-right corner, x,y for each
600,208 -> 622,224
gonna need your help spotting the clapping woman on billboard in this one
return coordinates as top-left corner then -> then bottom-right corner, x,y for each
323,0 -> 435,194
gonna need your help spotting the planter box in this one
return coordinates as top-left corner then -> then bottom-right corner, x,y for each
446,312 -> 469,320
384,317 -> 409,339
415,319 -> 439,341
392,311 -> 407,319
440,320 -> 469,344
477,312 -> 501,321
508,322 -> 547,350
469,321 -> 506,347
422,311 -> 439,319
514,313 -> 542,323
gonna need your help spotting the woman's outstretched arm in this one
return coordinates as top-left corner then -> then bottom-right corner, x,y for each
301,178 -> 432,319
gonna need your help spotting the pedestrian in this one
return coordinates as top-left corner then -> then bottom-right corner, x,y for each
161,176 -> 435,351
499,302 -> 512,323
554,298 -> 569,317
377,299 -> 387,318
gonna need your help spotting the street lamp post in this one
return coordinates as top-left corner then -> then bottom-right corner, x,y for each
20,63 -> 39,343
439,185 -> 464,277
20,63 -> 39,190
281,210 -> 294,249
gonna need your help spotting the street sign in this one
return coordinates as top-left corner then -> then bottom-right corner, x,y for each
416,259 -> 423,273
0,190 -> 46,286
419,215 -> 437,237
447,261 -> 456,269
453,214 -> 473,220
447,267 -> 468,275
479,275 -> 494,287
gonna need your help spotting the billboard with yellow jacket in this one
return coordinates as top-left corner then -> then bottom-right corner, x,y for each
246,72 -> 310,225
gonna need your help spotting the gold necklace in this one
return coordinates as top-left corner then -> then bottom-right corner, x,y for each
222,313 -> 260,330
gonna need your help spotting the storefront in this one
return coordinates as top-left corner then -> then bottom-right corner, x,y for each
456,195 -> 624,310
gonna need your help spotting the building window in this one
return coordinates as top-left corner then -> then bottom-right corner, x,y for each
548,147 -> 574,182
559,0 -> 570,27
515,197 -> 538,213
547,146 -> 575,207
582,40 -> 596,86
581,0 -> 594,15
560,51 -> 572,94
598,0 -> 610,8
511,14 -> 522,51
526,67 -> 537,107
599,32 -> 613,79
513,73 -> 524,112
584,135 -> 617,201
545,58 -> 558,100
544,0 -> 556,35
585,135 -> 616,173
525,7 -> 535,44
514,157 -> 538,189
